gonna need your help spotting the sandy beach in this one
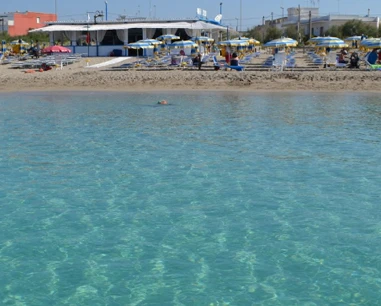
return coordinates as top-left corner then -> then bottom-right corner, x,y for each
1,50 -> 381,93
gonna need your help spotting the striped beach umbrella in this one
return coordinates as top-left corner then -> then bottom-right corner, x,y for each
307,36 -> 341,45
217,40 -> 249,47
191,36 -> 214,43
137,39 -> 162,45
156,34 -> 180,41
344,36 -> 362,41
315,40 -> 348,48
127,42 -> 154,49
264,37 -> 298,48
360,38 -> 381,48
168,40 -> 197,48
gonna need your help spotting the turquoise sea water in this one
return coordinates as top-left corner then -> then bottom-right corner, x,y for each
0,91 -> 381,305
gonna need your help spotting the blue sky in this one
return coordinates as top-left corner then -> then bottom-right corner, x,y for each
2,0 -> 380,29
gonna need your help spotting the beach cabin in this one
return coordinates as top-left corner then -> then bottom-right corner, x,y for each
29,19 -> 227,57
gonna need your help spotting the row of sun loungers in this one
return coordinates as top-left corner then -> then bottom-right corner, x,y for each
5,54 -> 83,69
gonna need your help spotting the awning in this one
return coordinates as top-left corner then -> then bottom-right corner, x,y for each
29,21 -> 227,32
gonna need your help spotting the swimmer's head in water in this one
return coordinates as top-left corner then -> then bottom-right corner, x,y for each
158,100 -> 168,105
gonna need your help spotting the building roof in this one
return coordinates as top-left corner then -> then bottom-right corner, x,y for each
30,20 -> 227,32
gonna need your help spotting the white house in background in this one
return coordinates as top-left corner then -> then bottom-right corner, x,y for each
267,7 -> 379,38
29,18 -> 227,57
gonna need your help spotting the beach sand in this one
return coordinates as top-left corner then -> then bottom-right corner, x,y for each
1,51 -> 381,93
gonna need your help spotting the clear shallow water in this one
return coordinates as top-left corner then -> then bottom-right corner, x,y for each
0,91 -> 381,305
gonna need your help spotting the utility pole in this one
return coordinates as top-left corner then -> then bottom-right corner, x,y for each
281,7 -> 284,18
271,12 -> 273,25
240,0 -> 242,32
309,10 -> 312,39
262,16 -> 265,42
297,4 -> 301,43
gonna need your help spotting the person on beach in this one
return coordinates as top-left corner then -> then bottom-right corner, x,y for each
192,53 -> 202,70
230,52 -> 239,66
338,50 -> 348,64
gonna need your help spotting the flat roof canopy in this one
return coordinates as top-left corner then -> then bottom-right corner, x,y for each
30,21 -> 227,32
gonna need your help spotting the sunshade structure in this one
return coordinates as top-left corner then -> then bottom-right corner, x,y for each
315,40 -> 348,48
11,39 -> 29,45
263,37 -> 298,48
137,39 -> 162,45
126,42 -> 154,49
191,36 -> 214,43
344,36 -> 362,41
307,36 -> 341,45
217,39 -> 249,47
360,38 -> 381,48
42,45 -> 71,53
156,34 -> 180,41
232,37 -> 261,45
168,40 -> 197,48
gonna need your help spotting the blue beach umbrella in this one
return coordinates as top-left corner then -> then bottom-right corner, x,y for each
264,37 -> 298,48
307,36 -> 341,45
168,40 -> 197,48
191,36 -> 214,43
344,36 -> 362,41
137,39 -> 162,45
360,38 -> 381,48
156,34 -> 180,41
315,40 -> 348,48
217,40 -> 249,47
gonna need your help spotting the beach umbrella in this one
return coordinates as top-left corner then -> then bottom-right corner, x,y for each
248,38 -> 261,45
307,36 -> 341,45
344,36 -> 362,41
137,39 -> 162,45
191,36 -> 214,43
263,37 -> 298,48
126,42 -> 154,49
42,45 -> 71,53
232,37 -> 261,45
156,34 -> 180,41
315,40 -> 348,48
360,38 -> 381,48
168,40 -> 197,48
11,39 -> 29,45
217,40 -> 249,47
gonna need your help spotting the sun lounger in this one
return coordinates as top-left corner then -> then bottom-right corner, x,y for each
224,63 -> 245,71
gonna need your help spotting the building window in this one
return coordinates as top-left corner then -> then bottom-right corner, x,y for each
36,17 -> 40,24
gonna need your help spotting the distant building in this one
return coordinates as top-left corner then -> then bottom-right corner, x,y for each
266,7 -> 379,38
30,18 -> 227,57
1,11 -> 57,36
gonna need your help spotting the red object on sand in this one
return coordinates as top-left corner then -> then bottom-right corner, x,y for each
42,45 -> 71,54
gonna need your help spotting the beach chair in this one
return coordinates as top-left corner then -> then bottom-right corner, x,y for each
324,52 -> 339,69
284,57 -> 297,70
224,63 -> 245,71
363,52 -> 381,70
273,53 -> 286,71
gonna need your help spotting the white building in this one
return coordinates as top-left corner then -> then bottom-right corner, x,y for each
30,18 -> 227,57
268,7 -> 379,38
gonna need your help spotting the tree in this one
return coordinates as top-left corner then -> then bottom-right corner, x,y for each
244,25 -> 264,42
284,25 -> 298,40
340,20 -> 377,38
325,25 -> 341,38
264,26 -> 282,43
